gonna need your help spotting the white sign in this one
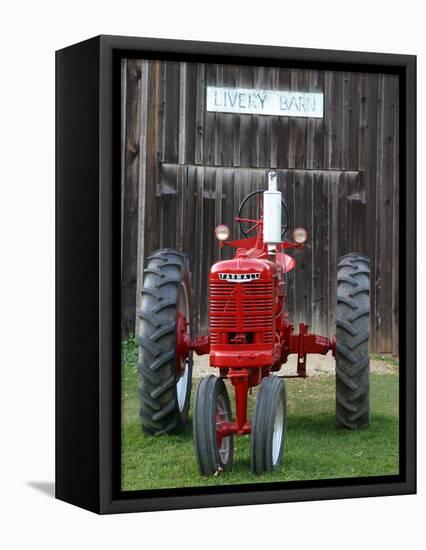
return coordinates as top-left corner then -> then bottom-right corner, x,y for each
207,86 -> 323,118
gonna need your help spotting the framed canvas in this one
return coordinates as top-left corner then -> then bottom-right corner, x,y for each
56,35 -> 416,514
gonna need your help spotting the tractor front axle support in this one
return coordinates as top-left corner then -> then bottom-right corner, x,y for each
176,312 -> 210,376
288,322 -> 335,377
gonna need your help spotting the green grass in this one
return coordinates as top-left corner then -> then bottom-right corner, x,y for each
122,341 -> 399,491
371,353 -> 400,368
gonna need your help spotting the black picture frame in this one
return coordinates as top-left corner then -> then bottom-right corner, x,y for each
56,35 -> 416,514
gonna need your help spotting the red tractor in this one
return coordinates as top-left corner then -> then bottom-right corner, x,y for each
138,171 -> 371,474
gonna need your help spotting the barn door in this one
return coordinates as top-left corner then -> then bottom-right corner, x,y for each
121,58 -> 397,353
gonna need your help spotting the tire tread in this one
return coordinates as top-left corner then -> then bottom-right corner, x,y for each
336,253 -> 371,429
251,376 -> 286,474
138,249 -> 192,436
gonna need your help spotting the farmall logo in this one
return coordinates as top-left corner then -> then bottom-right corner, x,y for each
218,273 -> 261,283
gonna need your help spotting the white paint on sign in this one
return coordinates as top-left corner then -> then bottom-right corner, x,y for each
206,86 -> 323,118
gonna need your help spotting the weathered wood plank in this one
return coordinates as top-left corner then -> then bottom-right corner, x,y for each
254,66 -> 273,168
324,70 -> 344,169
361,73 -> 379,349
162,62 -> 180,163
121,59 -> 142,338
285,170 -> 296,323
202,64 -> 216,165
157,164 -> 177,249
220,64 -> 237,166
214,168 -> 224,261
347,72 -> 361,170
312,172 -> 327,335
327,172 -> 340,334
144,60 -> 161,259
337,171 -> 348,260
250,71 -> 261,167
270,67 -> 280,168
238,66 -> 255,167
199,168 -> 216,330
195,64 -> 205,164
376,74 -> 398,353
183,62 -> 197,165
392,77 -> 400,357
213,65 -> 223,166
287,71 -> 298,169
306,171 -> 314,331
277,68 -> 291,169
307,70 -> 325,170
358,73 -> 367,171
341,72 -> 350,170
292,70 -> 309,169
222,168 -> 235,261
346,171 -> 366,255
134,60 -> 150,336
184,165 -> 196,262
373,74 -> 385,352
178,62 -> 187,165
176,164 -> 185,250
120,58 -> 127,280
193,166 -> 205,332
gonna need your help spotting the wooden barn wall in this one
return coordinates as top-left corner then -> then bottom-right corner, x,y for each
120,59 -> 400,355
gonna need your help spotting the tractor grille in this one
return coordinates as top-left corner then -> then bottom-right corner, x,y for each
210,280 -> 274,344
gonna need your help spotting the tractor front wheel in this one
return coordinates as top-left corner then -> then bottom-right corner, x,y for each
250,376 -> 287,474
336,253 -> 371,429
193,376 -> 234,475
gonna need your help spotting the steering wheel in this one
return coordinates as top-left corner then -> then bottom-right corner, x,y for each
236,189 -> 289,238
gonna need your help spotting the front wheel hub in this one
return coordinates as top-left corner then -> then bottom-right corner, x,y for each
176,312 -> 192,377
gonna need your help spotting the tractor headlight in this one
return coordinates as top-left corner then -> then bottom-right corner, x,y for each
292,227 -> 308,244
215,224 -> 230,241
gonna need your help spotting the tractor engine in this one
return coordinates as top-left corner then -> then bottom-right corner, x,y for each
209,258 -> 282,369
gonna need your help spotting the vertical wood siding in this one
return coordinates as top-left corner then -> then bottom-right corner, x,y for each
120,59 -> 400,354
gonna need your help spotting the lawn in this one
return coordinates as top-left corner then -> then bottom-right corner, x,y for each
121,339 -> 399,491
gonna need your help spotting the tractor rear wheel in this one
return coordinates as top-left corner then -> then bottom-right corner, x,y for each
193,376 -> 234,475
137,248 -> 192,435
250,376 -> 287,474
336,253 -> 371,429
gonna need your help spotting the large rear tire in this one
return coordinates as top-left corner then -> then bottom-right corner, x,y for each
193,376 -> 234,475
250,376 -> 287,474
137,248 -> 192,435
336,253 -> 371,429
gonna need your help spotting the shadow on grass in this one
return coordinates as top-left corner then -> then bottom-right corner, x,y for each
287,412 -> 397,434
131,411 -> 397,452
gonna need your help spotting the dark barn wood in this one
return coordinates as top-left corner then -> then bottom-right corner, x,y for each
120,60 -> 400,354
